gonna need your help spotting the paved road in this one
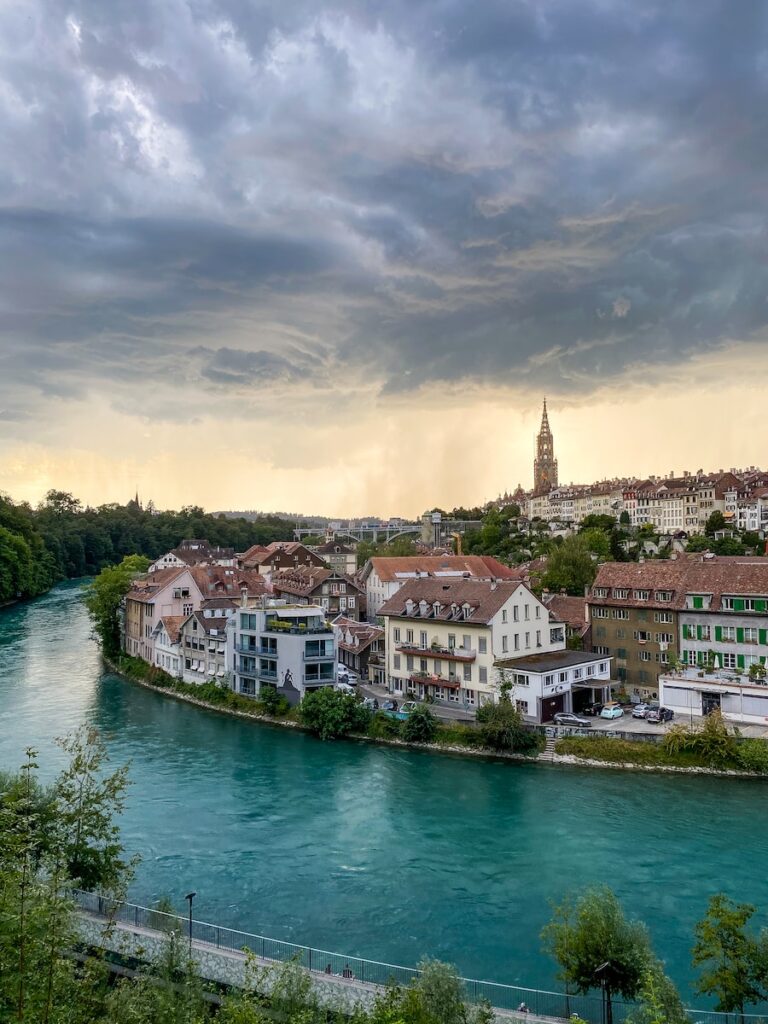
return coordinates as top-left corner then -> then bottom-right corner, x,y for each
357,681 -> 477,723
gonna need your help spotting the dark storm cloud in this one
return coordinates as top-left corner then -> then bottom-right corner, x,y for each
1,0 -> 767,421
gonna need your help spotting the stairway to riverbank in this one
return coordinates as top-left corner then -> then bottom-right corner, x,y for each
539,736 -> 557,762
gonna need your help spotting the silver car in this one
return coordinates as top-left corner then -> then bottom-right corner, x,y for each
552,712 -> 591,728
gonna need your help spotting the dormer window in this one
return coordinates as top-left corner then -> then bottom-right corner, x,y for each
633,590 -> 650,601
593,588 -> 608,599
419,599 -> 429,617
613,588 -> 629,599
655,591 -> 672,602
462,603 -> 472,619
432,601 -> 442,616
405,599 -> 416,616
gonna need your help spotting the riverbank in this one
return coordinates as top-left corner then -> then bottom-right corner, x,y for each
106,654 -> 768,778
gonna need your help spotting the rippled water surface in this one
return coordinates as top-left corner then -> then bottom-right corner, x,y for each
1,582 -> 767,997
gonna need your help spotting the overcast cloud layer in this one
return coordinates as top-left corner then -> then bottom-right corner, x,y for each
1,0 -> 767,509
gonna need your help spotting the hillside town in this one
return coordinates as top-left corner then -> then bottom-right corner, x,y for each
118,403 -> 768,733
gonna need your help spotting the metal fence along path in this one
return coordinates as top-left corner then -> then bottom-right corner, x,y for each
73,890 -> 768,1024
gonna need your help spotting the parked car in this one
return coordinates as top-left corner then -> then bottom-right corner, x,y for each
581,702 -> 604,717
632,703 -> 651,719
335,681 -> 356,695
336,667 -> 358,685
553,712 -> 592,728
380,699 -> 398,712
399,701 -> 418,715
646,707 -> 674,723
600,703 -> 624,720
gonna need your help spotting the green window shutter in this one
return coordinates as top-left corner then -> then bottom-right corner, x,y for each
734,599 -> 745,612
756,600 -> 766,612
737,627 -> 745,644
693,596 -> 703,609
696,625 -> 703,640
715,626 -> 723,642
760,629 -> 767,645
737,655 -> 745,670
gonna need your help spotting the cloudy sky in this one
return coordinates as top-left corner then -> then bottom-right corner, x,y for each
1,0 -> 767,516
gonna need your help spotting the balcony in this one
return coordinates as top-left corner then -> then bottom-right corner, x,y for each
264,621 -> 332,635
258,669 -> 278,682
396,643 -> 476,662
303,676 -> 335,687
410,672 -> 461,690
235,643 -> 277,657
303,650 -> 335,661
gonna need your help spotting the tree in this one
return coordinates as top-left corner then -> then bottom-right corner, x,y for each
299,688 -> 371,740
685,535 -> 711,553
627,963 -> 688,1024
579,514 -> 617,532
84,554 -> 150,655
705,511 -> 726,536
581,528 -> 611,558
541,535 -> 598,596
712,537 -> 746,556
619,511 -> 631,527
692,893 -> 763,1016
401,704 -> 437,744
476,698 -> 538,753
542,887 -> 652,1024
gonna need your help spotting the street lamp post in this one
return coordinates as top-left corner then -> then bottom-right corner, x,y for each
184,892 -> 196,959
594,961 -> 610,1024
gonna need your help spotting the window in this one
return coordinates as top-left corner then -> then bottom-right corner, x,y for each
463,664 -> 472,682
525,632 -> 531,649
478,637 -> 487,654
613,588 -> 629,599
593,588 -> 608,598
406,629 -> 414,644
633,590 -> 650,601
434,659 -> 442,674
654,611 -> 673,623
594,645 -> 609,656
393,627 -> 401,643
558,671 -> 568,683
393,655 -> 401,669
536,630 -> 541,646
420,630 -> 428,648
462,634 -> 471,649
514,674 -> 529,686
516,700 -> 529,714
592,607 -> 610,618
655,633 -> 674,644
639,651 -> 651,662
745,627 -> 759,643
502,609 -> 508,623
514,634 -> 520,650
635,630 -> 650,643
545,674 -> 554,685
348,596 -> 355,608
183,603 -> 193,616
535,605 -> 541,619
406,656 -> 414,670
502,636 -> 508,653
722,626 -> 736,642
616,628 -> 625,639
448,634 -> 456,649
723,652 -> 737,668
479,667 -> 488,684
655,591 -> 673,602
700,625 -> 711,642
617,648 -> 627,659
420,658 -> 428,672
513,606 -> 519,621
612,609 -> 629,620
524,604 -> 530,620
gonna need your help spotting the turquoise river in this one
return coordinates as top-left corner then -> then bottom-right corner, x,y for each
1,582 -> 767,1000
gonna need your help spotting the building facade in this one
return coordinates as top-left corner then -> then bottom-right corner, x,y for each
379,579 -> 565,707
271,567 -> 365,620
495,650 -> 612,723
227,600 -> 336,704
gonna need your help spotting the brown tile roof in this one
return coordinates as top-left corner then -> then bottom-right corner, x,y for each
159,615 -> 185,644
367,555 -> 522,583
316,541 -> 356,554
334,615 -> 384,653
378,578 -> 524,624
125,568 -> 187,603
188,566 -> 268,599
271,567 -> 363,597
590,558 -> 768,612
544,595 -> 588,632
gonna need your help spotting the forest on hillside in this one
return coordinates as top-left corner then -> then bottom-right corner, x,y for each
0,491 -> 294,604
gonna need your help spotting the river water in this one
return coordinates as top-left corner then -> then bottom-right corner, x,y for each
1,581 -> 766,998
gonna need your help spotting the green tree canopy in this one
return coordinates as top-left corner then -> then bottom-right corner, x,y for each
705,511 -> 727,536
84,554 -> 151,656
541,535 -> 598,596
298,688 -> 371,740
542,886 -> 653,1024
692,893 -> 764,1015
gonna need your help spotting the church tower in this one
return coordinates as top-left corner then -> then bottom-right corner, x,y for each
533,399 -> 558,495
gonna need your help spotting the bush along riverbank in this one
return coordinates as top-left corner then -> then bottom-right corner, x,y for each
107,654 -> 544,761
556,711 -> 768,776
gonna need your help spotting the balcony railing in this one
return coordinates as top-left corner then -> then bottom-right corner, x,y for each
396,643 -> 476,662
264,622 -> 332,635
258,669 -> 278,681
410,672 -> 461,689
303,676 -> 335,686
235,644 -> 278,657
303,650 -> 335,661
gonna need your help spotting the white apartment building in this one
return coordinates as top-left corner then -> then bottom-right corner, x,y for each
227,599 -> 336,704
378,579 -> 566,707
496,650 -> 612,724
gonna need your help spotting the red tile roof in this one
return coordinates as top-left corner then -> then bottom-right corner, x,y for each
378,578 -> 525,624
367,555 -> 522,583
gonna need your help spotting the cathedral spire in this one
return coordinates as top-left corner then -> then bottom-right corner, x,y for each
533,398 -> 558,495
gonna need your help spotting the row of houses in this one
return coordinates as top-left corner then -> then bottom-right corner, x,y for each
520,470 -> 768,536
